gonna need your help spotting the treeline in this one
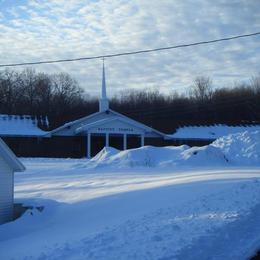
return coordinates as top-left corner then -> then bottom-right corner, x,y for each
0,68 -> 259,133
0,68 -> 97,129
112,76 -> 260,132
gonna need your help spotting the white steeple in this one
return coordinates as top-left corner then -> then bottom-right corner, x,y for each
99,59 -> 109,112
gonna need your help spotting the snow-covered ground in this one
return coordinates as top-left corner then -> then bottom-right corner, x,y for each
0,131 -> 260,259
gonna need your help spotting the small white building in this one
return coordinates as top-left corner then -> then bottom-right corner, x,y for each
0,138 -> 25,224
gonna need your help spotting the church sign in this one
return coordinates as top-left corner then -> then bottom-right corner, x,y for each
97,127 -> 134,133
88,119 -> 144,134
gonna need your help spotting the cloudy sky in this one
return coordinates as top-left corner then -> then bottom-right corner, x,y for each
0,0 -> 259,97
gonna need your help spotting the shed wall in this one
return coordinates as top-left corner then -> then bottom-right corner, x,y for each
0,157 -> 14,224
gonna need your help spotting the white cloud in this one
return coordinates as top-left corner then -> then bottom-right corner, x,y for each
0,0 -> 259,97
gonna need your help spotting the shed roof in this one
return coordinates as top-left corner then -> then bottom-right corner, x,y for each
0,138 -> 25,172
0,114 -> 48,137
168,124 -> 260,140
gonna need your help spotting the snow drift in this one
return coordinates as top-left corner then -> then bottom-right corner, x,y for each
89,130 -> 260,169
212,130 -> 260,165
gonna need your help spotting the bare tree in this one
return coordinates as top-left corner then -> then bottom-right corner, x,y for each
250,73 -> 260,94
0,69 -> 23,113
34,72 -> 52,115
52,73 -> 83,105
190,76 -> 213,102
20,68 -> 37,114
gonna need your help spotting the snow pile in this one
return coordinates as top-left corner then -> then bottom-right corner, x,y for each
90,145 -> 188,168
170,124 -> 260,140
91,146 -> 120,164
89,145 -> 228,169
89,131 -> 259,169
212,130 -> 260,166
181,145 -> 228,166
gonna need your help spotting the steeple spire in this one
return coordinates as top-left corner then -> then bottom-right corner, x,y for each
102,58 -> 107,99
99,58 -> 109,112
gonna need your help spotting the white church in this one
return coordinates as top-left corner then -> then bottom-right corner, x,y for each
49,62 -> 167,158
0,63 -> 218,158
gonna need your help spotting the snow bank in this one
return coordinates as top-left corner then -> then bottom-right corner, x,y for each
181,145 -> 228,166
212,130 -> 260,166
90,145 -> 189,168
88,131 -> 259,169
88,145 -> 228,169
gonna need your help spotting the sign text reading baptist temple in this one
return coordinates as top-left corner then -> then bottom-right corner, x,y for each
97,127 -> 134,132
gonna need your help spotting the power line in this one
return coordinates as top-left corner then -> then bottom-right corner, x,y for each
0,31 -> 260,68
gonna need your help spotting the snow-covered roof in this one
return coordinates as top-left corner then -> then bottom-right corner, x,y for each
0,138 -> 25,172
50,109 -> 166,138
169,124 -> 260,140
0,115 -> 49,137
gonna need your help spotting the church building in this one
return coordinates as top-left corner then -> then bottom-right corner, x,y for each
49,62 -> 167,158
0,63 -> 217,158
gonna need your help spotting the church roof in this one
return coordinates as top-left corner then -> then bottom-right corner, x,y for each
49,110 -> 102,135
50,109 -> 166,138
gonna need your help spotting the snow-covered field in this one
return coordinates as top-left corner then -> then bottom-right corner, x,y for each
0,131 -> 260,259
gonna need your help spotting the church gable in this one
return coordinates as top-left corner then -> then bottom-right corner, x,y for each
76,117 -> 145,135
51,111 -> 114,136
51,109 -> 165,138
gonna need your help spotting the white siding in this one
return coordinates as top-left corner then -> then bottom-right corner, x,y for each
0,156 -> 13,224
